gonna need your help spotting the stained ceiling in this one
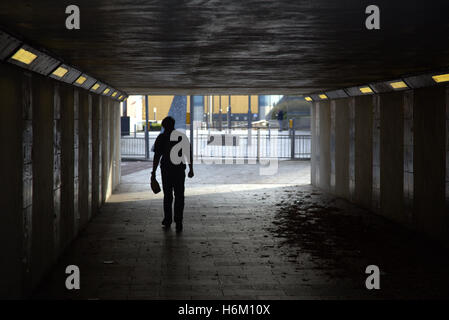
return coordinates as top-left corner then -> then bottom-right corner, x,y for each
1,0 -> 449,95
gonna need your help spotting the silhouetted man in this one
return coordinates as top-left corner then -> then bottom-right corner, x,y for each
152,116 -> 194,232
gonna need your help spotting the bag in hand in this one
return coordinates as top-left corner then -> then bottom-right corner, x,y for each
151,175 -> 161,194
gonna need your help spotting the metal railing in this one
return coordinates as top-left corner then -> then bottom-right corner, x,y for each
121,129 -> 311,160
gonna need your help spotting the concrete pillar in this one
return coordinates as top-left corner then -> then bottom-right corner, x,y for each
311,103 -> 320,186
91,95 -> 100,215
102,98 -> 110,201
379,92 -> 404,222
318,101 -> 331,191
21,72 -> 33,295
446,89 -> 449,227
73,89 -> 80,234
88,95 -> 92,221
78,90 -> 89,229
330,99 -> 350,198
53,83 -> 62,256
31,75 -> 55,288
110,102 -> 117,190
414,86 -> 446,240
60,85 -> 74,250
98,97 -> 103,205
349,98 -> 355,199
403,91 -> 414,224
108,100 -> 114,195
0,64 -> 25,298
372,96 -> 380,212
353,95 -> 374,208
115,102 -> 121,188
330,102 -> 336,192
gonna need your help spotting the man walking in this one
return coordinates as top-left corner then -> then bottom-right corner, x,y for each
152,116 -> 194,232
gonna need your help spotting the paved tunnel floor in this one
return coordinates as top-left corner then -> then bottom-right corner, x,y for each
34,160 -> 449,300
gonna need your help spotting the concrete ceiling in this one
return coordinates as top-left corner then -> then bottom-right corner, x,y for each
1,0 -> 449,95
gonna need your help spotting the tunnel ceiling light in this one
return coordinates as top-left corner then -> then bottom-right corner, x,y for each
52,66 -> 68,78
304,96 -> 312,102
432,73 -> 449,83
90,82 -> 106,93
8,45 -> 60,76
49,65 -> 82,84
75,75 -> 87,85
319,94 -> 328,100
73,73 -> 96,89
359,86 -> 373,94
11,48 -> 36,65
112,91 -> 117,97
103,88 -> 110,95
389,81 -> 408,89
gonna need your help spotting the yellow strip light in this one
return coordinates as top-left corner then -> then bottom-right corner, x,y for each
319,94 -> 328,100
91,83 -> 100,91
52,66 -> 68,78
432,74 -> 449,83
75,76 -> 87,85
390,81 -> 408,89
360,86 -> 373,94
112,92 -> 117,97
11,48 -> 37,65
119,95 -> 123,100
103,88 -> 110,94
305,97 -> 312,101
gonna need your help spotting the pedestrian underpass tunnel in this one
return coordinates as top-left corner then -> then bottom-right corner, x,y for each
1,1 -> 449,299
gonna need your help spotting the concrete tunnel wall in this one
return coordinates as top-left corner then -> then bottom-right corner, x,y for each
311,87 -> 449,244
0,62 -> 121,298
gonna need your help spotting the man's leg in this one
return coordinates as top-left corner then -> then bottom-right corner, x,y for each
161,169 -> 174,226
173,170 -> 186,229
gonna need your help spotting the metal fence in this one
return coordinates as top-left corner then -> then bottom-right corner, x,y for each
121,129 -> 311,160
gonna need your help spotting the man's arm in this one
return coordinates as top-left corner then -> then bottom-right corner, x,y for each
152,136 -> 161,178
152,153 -> 161,178
188,142 -> 194,178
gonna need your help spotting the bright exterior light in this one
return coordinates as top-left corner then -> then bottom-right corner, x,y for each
389,81 -> 408,89
432,74 -> 449,83
112,92 -> 117,97
91,83 -> 100,91
305,97 -> 312,101
103,88 -> 110,94
319,94 -> 328,100
52,66 -> 68,78
75,76 -> 87,85
359,86 -> 373,94
11,48 -> 37,65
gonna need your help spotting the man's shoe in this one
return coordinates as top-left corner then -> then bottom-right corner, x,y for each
176,223 -> 183,232
162,221 -> 171,230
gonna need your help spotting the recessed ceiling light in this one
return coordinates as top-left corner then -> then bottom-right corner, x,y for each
119,95 -> 123,100
319,94 -> 328,100
103,88 -> 110,94
91,83 -> 100,91
112,92 -> 117,97
11,48 -> 37,65
359,86 -> 373,94
52,66 -> 68,78
75,76 -> 87,85
305,97 -> 312,101
432,74 -> 449,83
389,81 -> 408,89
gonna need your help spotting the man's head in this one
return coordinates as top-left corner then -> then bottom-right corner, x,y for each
161,116 -> 175,131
